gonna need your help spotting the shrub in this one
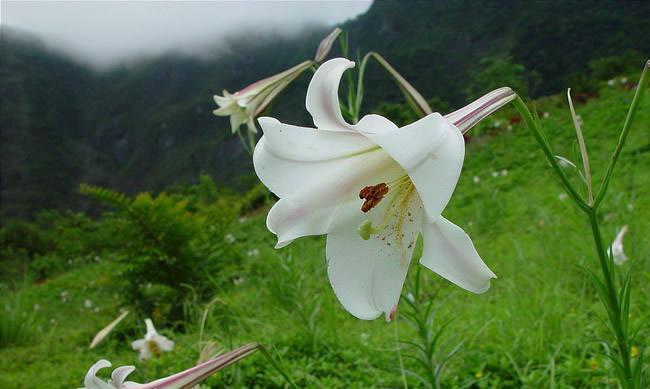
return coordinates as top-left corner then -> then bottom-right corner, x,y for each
80,175 -> 244,323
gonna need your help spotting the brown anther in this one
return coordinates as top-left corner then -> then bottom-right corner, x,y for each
359,183 -> 389,213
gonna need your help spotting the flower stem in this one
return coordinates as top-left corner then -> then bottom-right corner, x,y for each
513,60 -> 650,386
593,60 -> 649,209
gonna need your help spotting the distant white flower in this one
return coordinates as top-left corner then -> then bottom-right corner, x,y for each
558,193 -> 568,201
506,124 -> 513,131
79,344 -> 258,389
609,226 -> 629,265
60,291 -> 69,302
473,176 -> 480,184
542,112 -> 550,119
224,234 -> 236,244
84,299 -> 94,309
238,217 -> 247,224
500,169 -> 508,176
405,293 -> 415,303
627,203 -> 634,211
33,304 -> 40,311
493,120 -> 502,128
131,318 -> 174,360
233,277 -> 245,286
246,249 -> 259,258
491,171 -> 499,178
607,79 -> 615,86
620,77 -> 628,84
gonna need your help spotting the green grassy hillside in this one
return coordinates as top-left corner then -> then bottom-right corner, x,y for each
1,78 -> 648,387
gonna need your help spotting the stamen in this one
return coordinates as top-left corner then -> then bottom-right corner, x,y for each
359,183 -> 389,213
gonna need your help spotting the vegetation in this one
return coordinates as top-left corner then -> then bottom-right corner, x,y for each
1,77 -> 648,387
2,0 -> 649,218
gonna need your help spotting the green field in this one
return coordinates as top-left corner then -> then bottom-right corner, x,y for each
1,80 -> 648,388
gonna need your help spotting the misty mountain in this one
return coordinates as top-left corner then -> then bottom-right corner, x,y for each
1,0 -> 649,218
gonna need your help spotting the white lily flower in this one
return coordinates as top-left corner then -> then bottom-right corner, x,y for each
213,60 -> 312,134
79,343 -> 257,389
609,225 -> 629,265
131,318 -> 174,360
253,58 -> 515,320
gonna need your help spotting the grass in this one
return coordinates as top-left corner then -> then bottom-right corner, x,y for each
1,80 -> 649,388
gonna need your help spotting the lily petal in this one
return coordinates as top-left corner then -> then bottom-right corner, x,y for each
84,360 -> 115,389
358,113 -> 464,220
444,87 -> 516,133
420,216 -> 496,293
111,366 -> 136,388
254,120 -> 402,208
326,195 -> 424,320
132,343 -> 258,389
267,199 -> 338,248
306,58 -> 355,131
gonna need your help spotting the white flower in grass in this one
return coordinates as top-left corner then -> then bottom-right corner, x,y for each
246,249 -> 259,258
472,176 -> 480,184
79,344 -> 257,389
609,225 -> 629,265
85,299 -> 94,309
491,171 -> 499,178
558,193 -> 568,201
500,169 -> 508,176
621,77 -> 628,84
542,111 -> 550,119
607,79 -> 615,86
131,318 -> 174,360
253,58 -> 514,320
224,233 -> 236,244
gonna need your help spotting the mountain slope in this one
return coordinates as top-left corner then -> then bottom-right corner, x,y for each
1,0 -> 648,218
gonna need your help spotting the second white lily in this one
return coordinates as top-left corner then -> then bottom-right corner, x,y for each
253,58 -> 515,321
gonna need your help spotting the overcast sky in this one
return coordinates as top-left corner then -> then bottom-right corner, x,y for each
2,1 -> 372,68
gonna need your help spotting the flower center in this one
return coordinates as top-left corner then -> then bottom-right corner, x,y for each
357,175 -> 415,241
146,339 -> 161,356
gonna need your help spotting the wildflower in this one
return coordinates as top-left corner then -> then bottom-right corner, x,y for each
558,193 -> 568,201
620,77 -> 628,84
213,61 -> 312,135
473,176 -> 480,184
500,169 -> 508,176
214,28 -> 341,136
84,299 -> 94,309
132,318 -> 174,360
542,111 -> 550,119
33,304 -> 40,311
254,58 -> 513,320
491,171 -> 499,178
79,343 -> 258,389
90,310 -> 129,349
246,249 -> 259,258
609,225 -> 629,265
607,79 -> 615,86
224,233 -> 236,244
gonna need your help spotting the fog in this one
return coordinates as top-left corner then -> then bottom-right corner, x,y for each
1,1 -> 372,69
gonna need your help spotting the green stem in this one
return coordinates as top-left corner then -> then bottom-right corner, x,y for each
588,210 -> 632,384
511,97 -> 590,213
593,61 -> 649,209
257,344 -> 299,389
